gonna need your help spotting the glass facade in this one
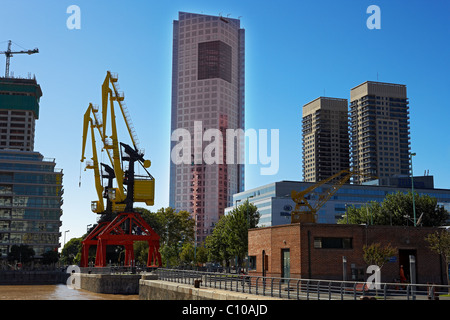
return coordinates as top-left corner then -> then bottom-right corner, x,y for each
198,40 -> 232,83
226,180 -> 450,227
0,150 -> 63,258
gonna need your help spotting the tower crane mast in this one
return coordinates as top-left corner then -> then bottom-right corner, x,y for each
0,40 -> 39,78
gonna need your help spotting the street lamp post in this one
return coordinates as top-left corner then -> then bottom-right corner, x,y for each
246,195 -> 254,274
410,152 -> 417,227
64,230 -> 70,248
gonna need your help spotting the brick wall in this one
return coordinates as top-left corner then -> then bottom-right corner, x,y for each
248,223 -> 447,285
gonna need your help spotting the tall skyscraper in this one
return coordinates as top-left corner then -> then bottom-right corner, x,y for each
350,81 -> 410,184
169,12 -> 245,244
302,97 -> 349,182
0,76 -> 63,258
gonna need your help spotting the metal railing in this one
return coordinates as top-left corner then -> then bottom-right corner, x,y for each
156,268 -> 450,300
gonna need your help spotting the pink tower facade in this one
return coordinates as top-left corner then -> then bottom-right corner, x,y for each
169,12 -> 245,244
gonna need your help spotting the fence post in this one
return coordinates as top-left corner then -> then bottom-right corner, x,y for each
224,274 -> 227,290
279,279 -> 282,298
409,255 -> 416,299
287,279 -> 291,299
328,281 -> 332,300
271,278 -> 274,297
317,280 -> 321,300
306,280 -> 310,300
263,277 -> 266,296
256,277 -> 259,295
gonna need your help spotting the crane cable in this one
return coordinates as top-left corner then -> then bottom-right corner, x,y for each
79,161 -> 82,187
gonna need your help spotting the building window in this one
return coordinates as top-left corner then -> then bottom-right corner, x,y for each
314,237 -> 353,249
198,40 -> 232,83
248,256 -> 256,271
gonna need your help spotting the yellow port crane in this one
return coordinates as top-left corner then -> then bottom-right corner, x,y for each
80,103 -> 105,213
80,71 -> 155,214
291,169 -> 375,223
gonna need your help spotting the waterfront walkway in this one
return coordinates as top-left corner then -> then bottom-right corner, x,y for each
156,268 -> 450,300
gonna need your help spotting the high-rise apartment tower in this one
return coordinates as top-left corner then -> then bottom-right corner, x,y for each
302,97 -> 349,182
350,81 -> 410,184
169,12 -> 245,244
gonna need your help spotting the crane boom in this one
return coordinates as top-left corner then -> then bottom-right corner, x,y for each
102,71 -> 139,150
291,169 -> 376,223
80,105 -> 104,213
0,40 -> 39,78
100,71 -> 144,203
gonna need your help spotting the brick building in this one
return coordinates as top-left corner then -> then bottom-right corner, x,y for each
248,223 -> 447,285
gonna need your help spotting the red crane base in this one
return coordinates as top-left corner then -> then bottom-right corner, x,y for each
79,211 -> 162,268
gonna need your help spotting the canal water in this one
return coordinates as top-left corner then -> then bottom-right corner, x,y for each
0,284 -> 139,300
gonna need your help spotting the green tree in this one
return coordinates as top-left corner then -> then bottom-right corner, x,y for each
42,250 -> 60,265
179,242 -> 195,266
226,208 -> 250,267
136,207 -> 195,267
363,242 -> 396,269
8,245 -> 35,264
179,243 -> 208,267
425,230 -> 450,286
133,241 -> 149,265
61,238 -> 82,265
196,245 -> 208,265
205,214 -> 231,265
338,192 -> 449,226
205,200 -> 260,268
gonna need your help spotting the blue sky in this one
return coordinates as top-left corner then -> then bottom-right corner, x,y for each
1,0 -> 449,241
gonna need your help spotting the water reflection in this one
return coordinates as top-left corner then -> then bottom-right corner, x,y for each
0,284 -> 139,300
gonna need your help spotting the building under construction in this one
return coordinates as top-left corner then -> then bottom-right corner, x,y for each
0,76 -> 63,259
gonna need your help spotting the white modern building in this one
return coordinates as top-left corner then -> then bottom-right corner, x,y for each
225,177 -> 450,227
